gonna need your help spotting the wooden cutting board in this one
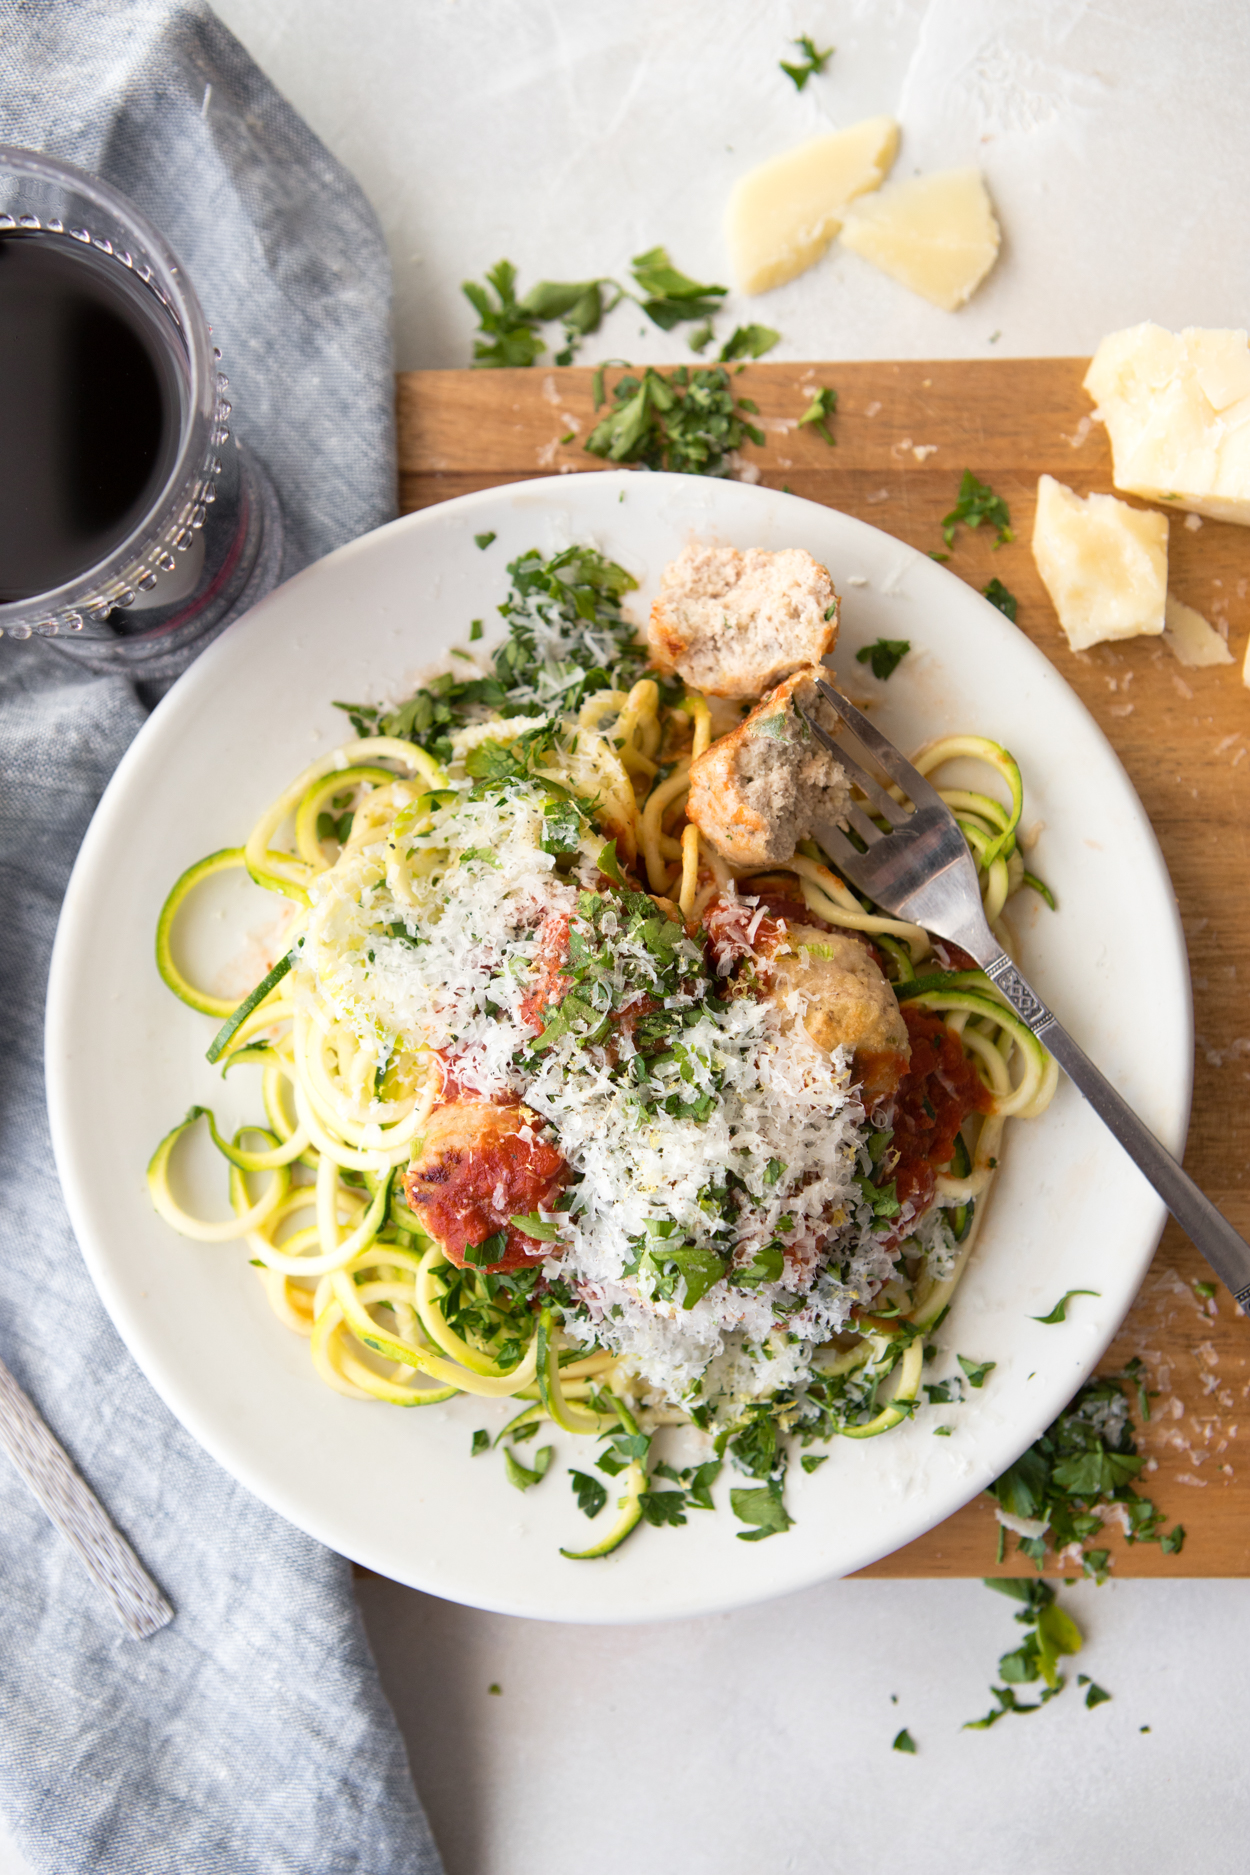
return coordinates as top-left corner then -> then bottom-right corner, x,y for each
396,360 -> 1250,1578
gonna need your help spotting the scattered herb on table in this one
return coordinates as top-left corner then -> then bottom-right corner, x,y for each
891,1727 -> 917,1753
780,33 -> 834,89
942,470 -> 1014,549
1079,1674 -> 1112,1708
718,323 -> 781,362
855,637 -> 910,681
988,1368 -> 1184,1576
982,576 -> 1018,621
584,364 -> 765,477
799,384 -> 838,445
958,1355 -> 996,1389
629,245 -> 728,331
462,260 -> 547,368
964,1578 -> 1083,1728
470,1429 -> 490,1456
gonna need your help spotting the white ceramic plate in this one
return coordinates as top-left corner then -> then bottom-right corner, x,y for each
46,472 -> 1191,1623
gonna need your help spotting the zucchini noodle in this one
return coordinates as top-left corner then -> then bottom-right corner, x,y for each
150,540 -> 1058,1557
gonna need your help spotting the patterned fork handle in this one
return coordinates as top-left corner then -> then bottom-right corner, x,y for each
983,951 -> 1250,1314
0,1354 -> 173,1640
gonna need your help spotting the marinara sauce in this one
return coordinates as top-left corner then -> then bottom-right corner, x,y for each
887,1005 -> 993,1221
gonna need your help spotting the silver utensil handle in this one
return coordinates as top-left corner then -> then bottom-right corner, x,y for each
0,1355 -> 174,1639
982,952 -> 1250,1309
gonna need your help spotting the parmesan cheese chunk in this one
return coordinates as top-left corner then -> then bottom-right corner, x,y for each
725,116 -> 899,296
1084,324 -> 1250,523
1163,593 -> 1232,668
1031,473 -> 1168,652
837,169 -> 1001,312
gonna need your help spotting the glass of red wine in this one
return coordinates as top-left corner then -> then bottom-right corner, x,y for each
0,145 -> 284,682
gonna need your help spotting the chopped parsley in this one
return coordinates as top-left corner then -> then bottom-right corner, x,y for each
965,1579 -> 1082,1728
982,576 -> 1018,621
891,1727 -> 916,1753
957,1355 -> 996,1389
638,1489 -> 689,1528
1079,1675 -> 1112,1709
504,1444 -> 553,1491
989,1369 -> 1184,1571
780,33 -> 834,89
569,1469 -> 607,1518
470,1429 -> 490,1456
855,637 -> 910,681
730,1478 -> 793,1542
1032,1289 -> 1100,1325
798,384 -> 837,446
942,470 -> 1014,549
718,323 -> 781,362
629,245 -> 728,331
584,363 -> 765,477
462,262 -> 620,366
474,531 -> 497,550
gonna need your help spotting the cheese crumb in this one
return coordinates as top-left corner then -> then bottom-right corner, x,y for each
725,117 -> 899,296
1084,323 -> 1250,523
838,169 -> 1001,312
1031,473 -> 1168,652
1163,593 -> 1233,668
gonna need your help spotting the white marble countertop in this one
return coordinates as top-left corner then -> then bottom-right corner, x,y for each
10,4 -> 1250,1871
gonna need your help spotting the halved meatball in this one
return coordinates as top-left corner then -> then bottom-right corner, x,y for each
648,543 -> 839,698
403,1100 -> 567,1272
767,924 -> 909,1106
686,666 -> 851,867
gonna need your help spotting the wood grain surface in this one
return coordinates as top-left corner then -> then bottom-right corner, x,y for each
396,360 -> 1250,1577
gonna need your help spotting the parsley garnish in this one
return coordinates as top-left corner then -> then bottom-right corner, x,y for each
800,1453 -> 828,1474
855,637 -> 910,681
891,1727 -> 916,1753
584,363 -> 765,477
982,576 -> 1018,622
504,1445 -> 553,1491
471,1430 -> 490,1457
780,33 -> 834,89
798,384 -> 837,445
957,1355 -> 996,1389
639,1489 -> 689,1528
730,1478 -> 793,1542
569,1469 -> 607,1518
474,531 -> 496,550
1032,1289 -> 1100,1325
964,1579 -> 1083,1728
1079,1675 -> 1112,1709
942,470 -> 1014,548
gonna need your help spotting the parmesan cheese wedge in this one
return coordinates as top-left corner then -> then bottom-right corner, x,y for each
1031,473 -> 1168,652
837,169 -> 1000,311
1162,593 -> 1233,668
725,117 -> 899,296
1084,324 -> 1250,523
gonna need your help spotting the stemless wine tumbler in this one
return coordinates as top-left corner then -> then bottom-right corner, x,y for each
0,145 -> 283,681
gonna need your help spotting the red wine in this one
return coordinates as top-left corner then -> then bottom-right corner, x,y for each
0,232 -> 185,602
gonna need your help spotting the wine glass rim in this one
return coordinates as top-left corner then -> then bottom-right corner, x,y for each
0,143 -> 218,626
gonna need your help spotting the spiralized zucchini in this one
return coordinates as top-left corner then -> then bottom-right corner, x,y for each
149,554 -> 1058,1555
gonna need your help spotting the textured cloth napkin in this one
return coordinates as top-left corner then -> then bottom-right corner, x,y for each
0,5 -> 442,1871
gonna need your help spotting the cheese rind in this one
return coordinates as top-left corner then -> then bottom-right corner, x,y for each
1162,593 -> 1232,668
725,117 -> 899,296
837,168 -> 1000,312
1031,474 -> 1168,652
1084,324 -> 1250,524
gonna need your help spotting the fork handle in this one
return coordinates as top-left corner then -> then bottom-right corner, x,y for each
981,952 -> 1250,1309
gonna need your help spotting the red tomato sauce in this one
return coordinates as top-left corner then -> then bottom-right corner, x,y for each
887,1005 -> 993,1221
519,911 -> 573,1034
403,1110 -> 567,1273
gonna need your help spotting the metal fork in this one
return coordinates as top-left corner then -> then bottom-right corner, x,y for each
798,677 -> 1250,1311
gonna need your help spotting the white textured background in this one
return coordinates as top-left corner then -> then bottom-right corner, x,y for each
11,4 -> 1250,1872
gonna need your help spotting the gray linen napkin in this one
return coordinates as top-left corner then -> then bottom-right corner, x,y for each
0,5 -> 442,1871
